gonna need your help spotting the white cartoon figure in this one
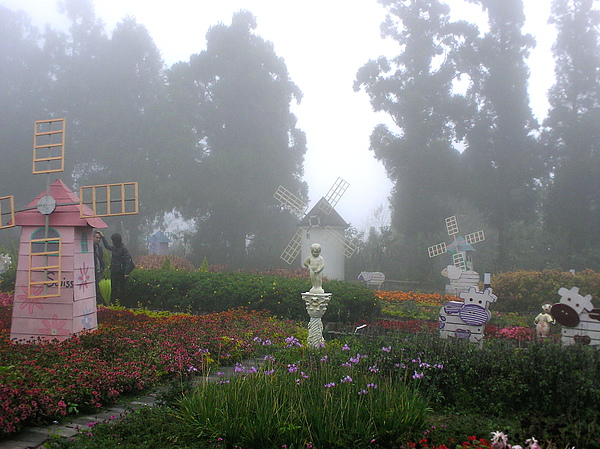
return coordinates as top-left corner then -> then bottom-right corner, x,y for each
439,286 -> 497,347
551,286 -> 600,346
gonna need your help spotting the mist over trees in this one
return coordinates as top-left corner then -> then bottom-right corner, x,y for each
1,0 -> 599,280
0,1 -> 306,270
353,0 -> 600,280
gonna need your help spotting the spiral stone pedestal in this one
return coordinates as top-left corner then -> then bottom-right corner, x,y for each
301,292 -> 332,348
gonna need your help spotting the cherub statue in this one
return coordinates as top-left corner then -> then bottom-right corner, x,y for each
304,243 -> 324,294
534,303 -> 554,341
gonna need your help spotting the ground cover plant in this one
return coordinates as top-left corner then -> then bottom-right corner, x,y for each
0,300 -> 297,436
43,330 -> 600,448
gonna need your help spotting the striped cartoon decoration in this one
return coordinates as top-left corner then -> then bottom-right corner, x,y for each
439,286 -> 497,347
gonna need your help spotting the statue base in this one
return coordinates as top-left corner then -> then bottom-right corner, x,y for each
302,292 -> 332,348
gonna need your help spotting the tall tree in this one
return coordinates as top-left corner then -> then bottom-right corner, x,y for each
170,11 -> 307,268
354,0 -> 477,277
48,1 -> 171,251
0,7 -> 54,205
543,0 -> 600,268
460,0 -> 540,270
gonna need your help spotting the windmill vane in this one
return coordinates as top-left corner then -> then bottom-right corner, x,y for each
428,216 -> 485,272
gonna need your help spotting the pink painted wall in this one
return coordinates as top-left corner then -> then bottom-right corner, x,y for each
10,226 -> 98,342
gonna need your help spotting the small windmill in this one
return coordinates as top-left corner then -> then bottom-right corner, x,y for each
1,118 -> 138,342
428,216 -> 485,271
274,177 -> 356,281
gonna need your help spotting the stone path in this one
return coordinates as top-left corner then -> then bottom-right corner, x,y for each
0,362 -> 247,449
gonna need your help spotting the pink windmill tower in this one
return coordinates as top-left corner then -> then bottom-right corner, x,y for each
0,119 -> 138,342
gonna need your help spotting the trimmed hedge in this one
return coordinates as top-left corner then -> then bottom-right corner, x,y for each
491,269 -> 600,313
123,270 -> 380,323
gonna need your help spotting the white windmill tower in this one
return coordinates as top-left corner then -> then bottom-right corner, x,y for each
428,216 -> 485,294
0,118 -> 139,342
274,177 -> 356,281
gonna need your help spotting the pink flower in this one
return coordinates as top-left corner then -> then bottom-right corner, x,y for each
17,286 -> 45,314
39,314 -> 70,336
77,263 -> 91,291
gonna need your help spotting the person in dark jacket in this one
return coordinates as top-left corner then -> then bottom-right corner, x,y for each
100,232 -> 134,303
93,230 -> 106,299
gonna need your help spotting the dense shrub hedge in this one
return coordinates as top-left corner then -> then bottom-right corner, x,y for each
491,269 -> 600,313
124,270 -> 380,323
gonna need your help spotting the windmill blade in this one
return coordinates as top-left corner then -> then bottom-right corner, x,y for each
324,225 -> 356,258
452,253 -> 467,271
33,119 -> 65,175
274,186 -> 308,218
445,216 -> 459,236
28,237 -> 62,298
79,182 -> 138,217
280,228 -> 304,264
428,242 -> 447,258
0,196 -> 15,229
465,230 -> 485,245
319,177 -> 349,214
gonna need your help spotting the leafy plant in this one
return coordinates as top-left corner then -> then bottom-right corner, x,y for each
98,279 -> 111,306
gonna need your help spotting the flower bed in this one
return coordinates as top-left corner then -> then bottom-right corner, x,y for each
0,304 -> 297,436
374,290 -> 454,306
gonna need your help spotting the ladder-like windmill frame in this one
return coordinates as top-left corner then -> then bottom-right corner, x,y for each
427,215 -> 485,271
80,182 -> 139,218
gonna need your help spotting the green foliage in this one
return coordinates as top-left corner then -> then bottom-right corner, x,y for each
199,256 -> 209,272
175,353 -> 429,449
0,261 -> 15,293
491,269 -> 600,313
98,279 -> 111,306
390,333 -> 600,431
124,270 -> 380,323
160,256 -> 172,271
44,406 -> 199,449
41,332 -> 600,448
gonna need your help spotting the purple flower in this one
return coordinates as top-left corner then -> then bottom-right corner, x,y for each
320,355 -> 329,362
341,344 -> 350,351
341,375 -> 353,383
366,383 -> 377,389
368,365 -> 379,373
412,371 -> 424,379
382,346 -> 391,352
287,364 -> 298,373
264,369 -> 275,375
285,336 -> 302,348
262,339 -> 272,346
358,389 -> 368,395
324,382 -> 336,388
